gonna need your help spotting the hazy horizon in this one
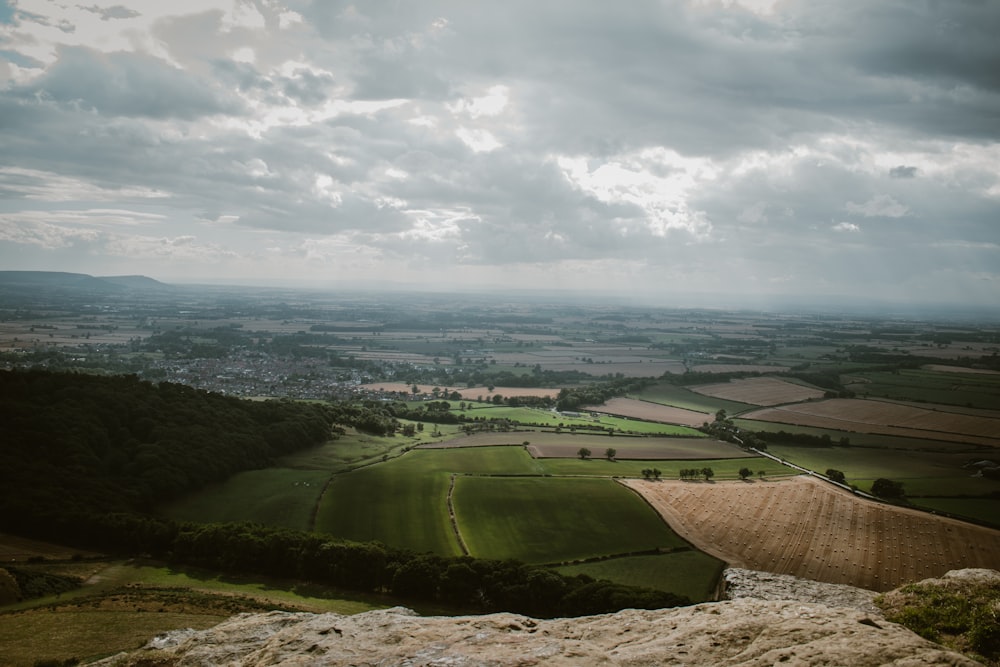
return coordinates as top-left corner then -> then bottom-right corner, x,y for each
1,1 -> 998,308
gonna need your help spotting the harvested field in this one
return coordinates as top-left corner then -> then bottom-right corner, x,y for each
742,398 -> 1000,447
623,476 -> 1000,592
585,397 -> 712,427
691,376 -> 825,407
420,432 -> 754,460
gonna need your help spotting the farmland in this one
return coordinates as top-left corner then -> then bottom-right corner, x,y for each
742,398 -> 1000,447
5,276 -> 1000,661
585,397 -> 712,427
690,376 -> 826,406
625,476 -> 1000,592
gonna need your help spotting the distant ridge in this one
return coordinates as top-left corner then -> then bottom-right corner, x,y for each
0,271 -> 171,292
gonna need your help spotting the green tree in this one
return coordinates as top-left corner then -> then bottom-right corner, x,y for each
826,468 -> 846,484
605,447 -> 617,461
738,467 -> 752,480
651,468 -> 661,480
577,447 -> 591,460
701,467 -> 714,481
871,478 -> 904,498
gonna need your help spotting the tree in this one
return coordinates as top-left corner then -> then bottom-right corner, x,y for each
641,468 -> 652,479
825,468 -> 846,484
605,447 -> 617,461
758,470 -> 766,480
411,384 -> 419,395
701,467 -> 714,481
738,467 -> 752,480
577,447 -> 591,460
651,468 -> 661,480
871,478 -> 904,498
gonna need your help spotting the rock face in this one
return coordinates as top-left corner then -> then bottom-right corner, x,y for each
723,567 -> 881,614
95,598 -> 982,667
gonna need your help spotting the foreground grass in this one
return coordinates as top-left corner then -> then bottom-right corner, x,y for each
0,560 -> 390,667
556,551 -> 725,603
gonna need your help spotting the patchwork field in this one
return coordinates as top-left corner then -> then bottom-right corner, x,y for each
690,376 -> 826,407
526,437 -> 754,460
585,397 -> 712,427
623,476 -> 1000,592
742,398 -> 1000,447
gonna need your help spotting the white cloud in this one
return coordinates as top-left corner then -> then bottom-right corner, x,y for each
832,222 -> 861,233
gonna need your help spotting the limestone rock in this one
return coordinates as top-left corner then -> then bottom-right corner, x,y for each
95,599 -> 981,666
723,567 -> 881,614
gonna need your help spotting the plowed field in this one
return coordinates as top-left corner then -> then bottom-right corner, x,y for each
585,398 -> 711,427
691,377 -> 825,406
623,476 -> 1000,592
741,398 -> 1000,447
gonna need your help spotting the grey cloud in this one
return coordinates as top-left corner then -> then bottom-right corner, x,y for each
78,4 -> 140,21
15,46 -> 243,119
889,166 -> 918,179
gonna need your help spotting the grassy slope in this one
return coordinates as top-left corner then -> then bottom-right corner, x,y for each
556,551 -> 725,602
629,383 -> 756,415
453,476 -> 687,563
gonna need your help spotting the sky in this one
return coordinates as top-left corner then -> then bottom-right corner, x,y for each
0,0 -> 998,309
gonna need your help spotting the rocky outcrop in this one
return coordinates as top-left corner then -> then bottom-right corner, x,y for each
95,597 -> 981,666
723,567 -> 881,614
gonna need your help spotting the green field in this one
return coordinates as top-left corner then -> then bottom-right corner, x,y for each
629,382 -> 755,415
461,404 -> 704,436
453,477 -> 687,563
159,468 -> 329,529
556,551 -> 725,602
535,456 -> 792,480
908,498 -> 1000,528
765,444 -> 1000,497
843,368 -> 1000,409
314,447 -> 541,554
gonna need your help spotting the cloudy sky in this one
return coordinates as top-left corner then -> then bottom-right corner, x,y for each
1,0 -> 998,308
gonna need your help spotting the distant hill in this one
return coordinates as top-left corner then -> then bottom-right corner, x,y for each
0,271 -> 170,292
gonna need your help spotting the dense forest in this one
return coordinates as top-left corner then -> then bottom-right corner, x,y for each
0,369 -> 689,617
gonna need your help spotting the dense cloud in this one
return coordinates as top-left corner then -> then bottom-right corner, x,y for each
0,0 -> 997,308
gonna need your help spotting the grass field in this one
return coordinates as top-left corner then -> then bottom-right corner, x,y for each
535,456 -> 793,480
460,404 -> 704,436
764,443 -> 1000,499
453,477 -> 687,563
908,498 -> 1000,527
556,551 -> 725,602
159,468 -> 330,529
843,368 -> 1000,410
629,382 -> 755,415
314,447 -> 540,554
0,559 -> 389,667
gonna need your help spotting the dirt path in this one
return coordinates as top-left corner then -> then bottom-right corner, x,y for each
622,476 -> 1000,592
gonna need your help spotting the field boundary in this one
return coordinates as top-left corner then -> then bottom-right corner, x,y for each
447,474 -> 470,556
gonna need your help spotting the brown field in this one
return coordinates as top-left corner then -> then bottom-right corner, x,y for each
585,397 -> 712,427
742,398 -> 1000,447
0,533 -> 102,562
691,376 -> 825,406
623,476 -> 1000,592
